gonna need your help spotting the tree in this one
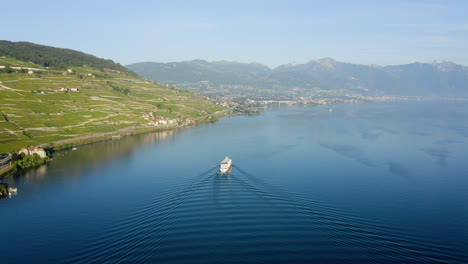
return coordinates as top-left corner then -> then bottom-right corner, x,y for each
0,40 -> 137,76
4,66 -> 14,74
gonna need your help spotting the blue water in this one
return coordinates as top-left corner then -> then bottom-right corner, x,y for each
1,101 -> 467,263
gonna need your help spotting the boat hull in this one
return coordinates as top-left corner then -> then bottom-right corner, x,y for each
219,157 -> 233,174
219,165 -> 232,174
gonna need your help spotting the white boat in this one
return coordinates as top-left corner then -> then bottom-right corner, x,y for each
220,156 -> 232,174
8,187 -> 17,194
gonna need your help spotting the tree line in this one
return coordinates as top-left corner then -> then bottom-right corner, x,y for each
0,40 -> 136,76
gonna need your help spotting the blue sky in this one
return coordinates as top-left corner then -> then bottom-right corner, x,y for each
2,0 -> 467,68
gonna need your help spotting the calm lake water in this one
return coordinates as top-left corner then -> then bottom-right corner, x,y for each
1,101 -> 467,263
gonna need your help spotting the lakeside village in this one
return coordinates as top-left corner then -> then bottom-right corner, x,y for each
0,146 -> 49,198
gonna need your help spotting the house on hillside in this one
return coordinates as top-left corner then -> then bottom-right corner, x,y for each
50,87 -> 65,92
104,68 -> 121,74
28,70 -> 34,74
141,113 -> 181,126
67,86 -> 80,92
18,146 -> 47,158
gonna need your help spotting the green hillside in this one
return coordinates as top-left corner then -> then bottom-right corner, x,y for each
0,52 -> 225,153
0,40 -> 134,74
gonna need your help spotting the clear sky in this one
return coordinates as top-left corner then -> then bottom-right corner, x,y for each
2,0 -> 467,68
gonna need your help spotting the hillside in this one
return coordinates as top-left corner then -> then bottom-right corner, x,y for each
0,40 -> 134,75
128,60 -> 271,86
0,48 -> 225,153
127,58 -> 468,100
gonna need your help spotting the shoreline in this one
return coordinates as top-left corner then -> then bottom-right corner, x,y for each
2,96 -> 465,179
2,96 -> 463,178
0,111 -> 229,179
0,165 -> 14,179
44,109 -> 229,151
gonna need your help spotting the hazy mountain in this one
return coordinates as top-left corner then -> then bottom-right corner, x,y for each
127,60 -> 271,87
268,58 -> 394,94
127,58 -> 468,98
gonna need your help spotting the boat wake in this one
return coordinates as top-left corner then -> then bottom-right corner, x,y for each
65,165 -> 467,263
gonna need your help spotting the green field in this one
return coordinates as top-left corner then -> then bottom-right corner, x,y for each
0,61 -> 225,153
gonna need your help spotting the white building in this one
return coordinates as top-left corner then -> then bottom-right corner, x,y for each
18,146 -> 47,158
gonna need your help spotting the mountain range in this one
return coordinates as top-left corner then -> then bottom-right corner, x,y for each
127,58 -> 468,99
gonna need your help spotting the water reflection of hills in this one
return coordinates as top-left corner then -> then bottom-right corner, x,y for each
6,129 -> 179,186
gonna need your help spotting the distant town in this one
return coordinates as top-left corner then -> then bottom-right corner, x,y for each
170,81 -> 468,109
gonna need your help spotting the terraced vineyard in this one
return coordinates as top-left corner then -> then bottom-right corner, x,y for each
0,63 -> 225,153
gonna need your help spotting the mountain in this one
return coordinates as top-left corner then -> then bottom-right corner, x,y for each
0,43 -> 225,153
127,58 -> 468,99
0,40 -> 134,75
269,58 -> 393,93
127,60 -> 271,87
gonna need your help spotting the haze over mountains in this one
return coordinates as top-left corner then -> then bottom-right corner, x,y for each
127,58 -> 468,100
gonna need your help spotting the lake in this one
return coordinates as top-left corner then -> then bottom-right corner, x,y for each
1,101 -> 467,263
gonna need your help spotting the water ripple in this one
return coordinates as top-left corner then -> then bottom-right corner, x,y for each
65,166 -> 466,263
